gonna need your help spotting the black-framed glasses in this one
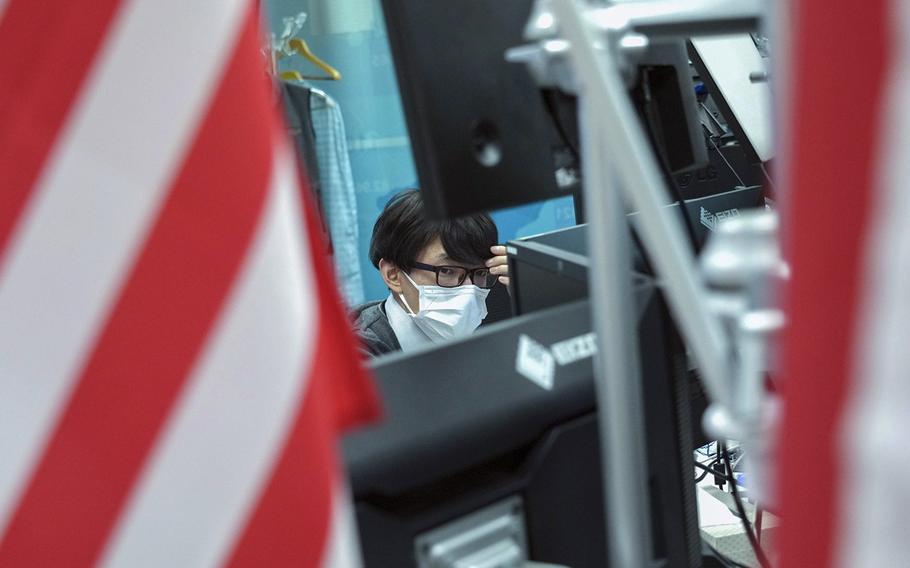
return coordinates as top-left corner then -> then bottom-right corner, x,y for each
411,261 -> 497,289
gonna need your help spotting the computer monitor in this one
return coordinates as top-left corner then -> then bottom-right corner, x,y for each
507,185 -> 765,315
343,276 -> 702,567
380,0 -> 570,219
631,41 -> 709,175
688,34 -> 774,164
379,1 -> 707,219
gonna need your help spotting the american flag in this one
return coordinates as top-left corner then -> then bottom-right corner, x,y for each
0,0 -> 378,566
778,0 -> 910,565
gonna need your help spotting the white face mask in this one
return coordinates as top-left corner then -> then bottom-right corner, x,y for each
399,270 -> 490,342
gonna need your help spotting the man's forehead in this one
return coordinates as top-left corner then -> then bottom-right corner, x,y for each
419,238 -> 447,260
427,249 -> 478,267
420,237 -> 483,266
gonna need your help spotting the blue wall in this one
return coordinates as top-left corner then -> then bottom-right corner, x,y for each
265,0 -> 576,302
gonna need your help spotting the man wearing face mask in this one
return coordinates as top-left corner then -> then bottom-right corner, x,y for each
350,189 -> 509,357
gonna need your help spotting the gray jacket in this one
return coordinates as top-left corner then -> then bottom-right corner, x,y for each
349,300 -> 401,358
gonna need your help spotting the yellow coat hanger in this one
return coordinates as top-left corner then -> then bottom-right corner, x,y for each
287,38 -> 341,81
279,70 -> 305,82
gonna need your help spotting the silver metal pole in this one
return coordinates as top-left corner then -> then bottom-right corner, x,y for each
586,0 -> 762,39
579,96 -> 654,567
553,0 -> 733,417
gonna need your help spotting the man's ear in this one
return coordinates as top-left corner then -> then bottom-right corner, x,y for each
379,259 -> 403,294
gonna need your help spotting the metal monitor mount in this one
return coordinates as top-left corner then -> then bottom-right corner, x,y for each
509,1 -> 785,566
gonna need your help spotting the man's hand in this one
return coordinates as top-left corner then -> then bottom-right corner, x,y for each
486,245 -> 510,287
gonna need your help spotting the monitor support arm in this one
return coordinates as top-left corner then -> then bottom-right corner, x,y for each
514,1 -> 782,566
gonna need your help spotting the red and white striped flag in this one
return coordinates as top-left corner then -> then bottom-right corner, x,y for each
778,0 -> 910,566
0,0 -> 379,566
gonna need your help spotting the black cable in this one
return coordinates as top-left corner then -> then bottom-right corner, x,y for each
695,442 -> 717,482
694,455 -> 718,483
694,463 -> 712,483
720,443 -> 771,568
693,458 -> 735,484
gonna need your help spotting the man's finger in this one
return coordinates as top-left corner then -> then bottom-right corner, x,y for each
498,276 -> 510,286
490,244 -> 507,256
486,255 -> 508,267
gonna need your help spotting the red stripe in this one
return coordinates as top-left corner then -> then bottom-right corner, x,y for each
225,161 -> 379,566
0,0 -> 124,266
0,9 -> 273,566
777,0 -> 891,566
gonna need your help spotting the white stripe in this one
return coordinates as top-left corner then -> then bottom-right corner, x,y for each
99,150 -> 317,568
321,483 -> 364,568
838,2 -> 910,566
0,0 -> 9,25
0,0 -> 247,535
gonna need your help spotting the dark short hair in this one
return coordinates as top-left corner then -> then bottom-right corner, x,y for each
369,189 -> 498,270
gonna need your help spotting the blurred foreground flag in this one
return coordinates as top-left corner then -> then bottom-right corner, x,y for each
0,0 -> 378,566
779,0 -> 909,566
